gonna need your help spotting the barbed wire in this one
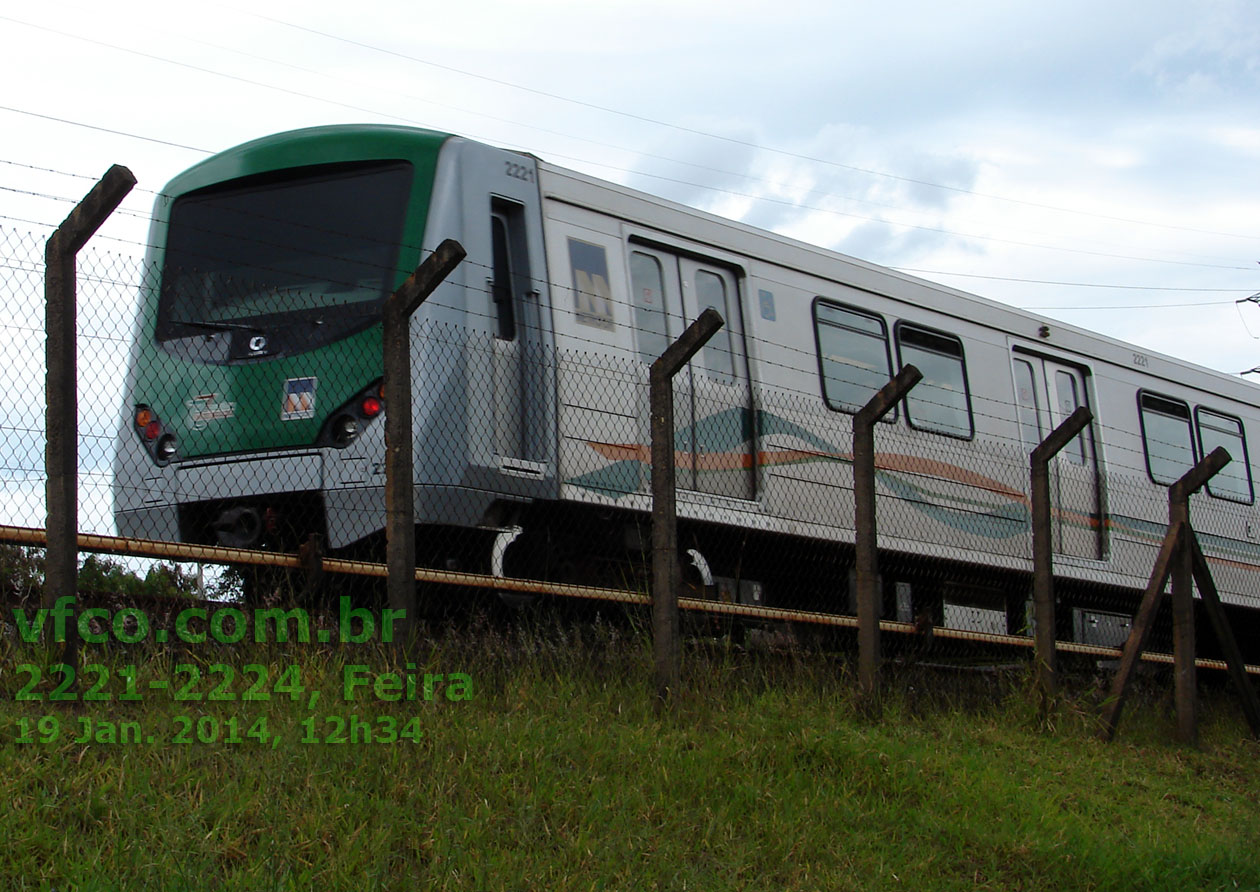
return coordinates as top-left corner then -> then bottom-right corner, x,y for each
0,247 -> 1242,498
1,220 -> 1253,501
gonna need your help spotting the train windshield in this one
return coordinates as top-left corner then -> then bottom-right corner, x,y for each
156,160 -> 413,344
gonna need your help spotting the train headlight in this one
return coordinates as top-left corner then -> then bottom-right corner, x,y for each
155,433 -> 178,460
332,414 -> 360,445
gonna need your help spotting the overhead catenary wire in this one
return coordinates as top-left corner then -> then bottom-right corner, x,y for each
0,212 -> 1249,451
0,210 -> 1246,452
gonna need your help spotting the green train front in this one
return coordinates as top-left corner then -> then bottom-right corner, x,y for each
114,125 -> 559,555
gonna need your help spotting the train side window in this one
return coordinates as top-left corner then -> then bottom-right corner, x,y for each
1138,392 -> 1195,485
490,198 -> 532,342
896,324 -> 973,439
1196,408 -> 1253,503
630,251 -> 670,363
490,214 -> 516,340
567,238 -> 615,330
812,300 -> 894,415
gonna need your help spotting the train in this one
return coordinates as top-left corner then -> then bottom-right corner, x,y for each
114,124 -> 1260,656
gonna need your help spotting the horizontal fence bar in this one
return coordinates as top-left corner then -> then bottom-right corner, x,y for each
2,524 -> 1255,675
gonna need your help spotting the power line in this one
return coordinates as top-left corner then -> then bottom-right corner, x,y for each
3,13 -> 1257,292
14,7 -> 1257,256
0,16 -> 429,130
3,138 -> 1256,307
70,7 -> 1255,272
895,268 -> 1252,292
1023,300 -> 1238,310
0,104 -> 210,154
225,4 -> 1257,243
8,91 -> 1245,277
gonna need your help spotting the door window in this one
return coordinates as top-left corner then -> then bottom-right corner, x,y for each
629,251 -> 670,363
1053,370 -> 1086,465
1012,358 -> 1042,449
694,270 -> 736,386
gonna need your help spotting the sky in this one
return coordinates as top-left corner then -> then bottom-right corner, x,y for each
1,0 -> 1259,532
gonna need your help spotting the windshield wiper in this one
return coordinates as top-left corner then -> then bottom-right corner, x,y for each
171,318 -> 265,335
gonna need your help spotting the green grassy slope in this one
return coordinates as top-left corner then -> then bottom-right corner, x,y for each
2,623 -> 1258,891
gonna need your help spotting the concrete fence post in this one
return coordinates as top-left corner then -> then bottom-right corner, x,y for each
1167,445 -> 1230,745
651,307 -> 723,702
1186,533 -> 1260,738
1029,405 -> 1092,714
44,164 -> 136,673
1098,446 -> 1229,743
382,239 -> 466,649
853,364 -> 921,705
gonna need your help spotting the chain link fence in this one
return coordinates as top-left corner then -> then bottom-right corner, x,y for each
3,211 -> 1260,702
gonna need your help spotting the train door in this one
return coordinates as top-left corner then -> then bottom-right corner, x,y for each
627,245 -> 755,499
1012,352 -> 1103,559
490,199 -> 547,474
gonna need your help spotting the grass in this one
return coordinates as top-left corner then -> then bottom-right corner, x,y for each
2,613 -> 1259,891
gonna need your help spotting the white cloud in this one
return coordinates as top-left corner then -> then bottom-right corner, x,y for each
2,0 -> 1260,538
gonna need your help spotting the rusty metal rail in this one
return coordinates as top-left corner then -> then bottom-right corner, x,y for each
3,523 -> 1256,676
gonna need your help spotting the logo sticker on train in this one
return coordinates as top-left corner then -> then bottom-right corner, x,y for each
280,377 -> 317,421
185,394 -> 236,431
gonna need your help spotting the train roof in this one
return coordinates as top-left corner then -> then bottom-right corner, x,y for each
161,124 -> 454,197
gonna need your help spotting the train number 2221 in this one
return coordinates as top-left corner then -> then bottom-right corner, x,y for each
505,161 -> 535,183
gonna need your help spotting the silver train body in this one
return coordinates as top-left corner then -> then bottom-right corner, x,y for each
115,128 -> 1260,650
